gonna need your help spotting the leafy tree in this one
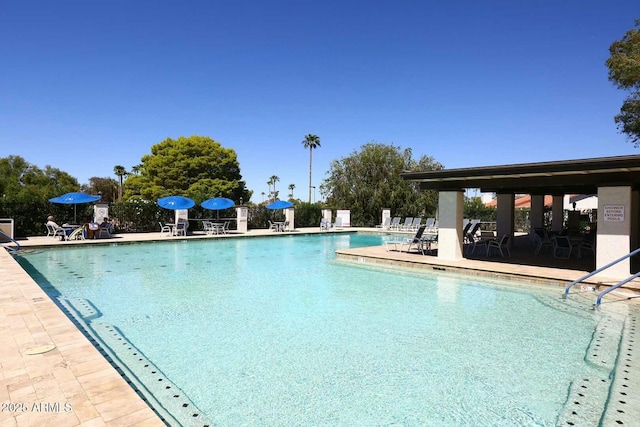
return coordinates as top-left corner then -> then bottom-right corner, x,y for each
113,165 -> 127,201
81,177 -> 118,203
322,142 -> 443,226
0,155 -> 80,236
606,19 -> 640,145
302,134 -> 321,203
123,135 -> 251,203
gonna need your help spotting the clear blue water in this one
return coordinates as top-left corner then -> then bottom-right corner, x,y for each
17,233 -> 618,426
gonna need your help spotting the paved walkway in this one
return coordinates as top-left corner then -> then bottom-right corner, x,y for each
1,227 -> 639,426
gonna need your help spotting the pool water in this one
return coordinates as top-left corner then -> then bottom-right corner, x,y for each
18,234 -> 622,426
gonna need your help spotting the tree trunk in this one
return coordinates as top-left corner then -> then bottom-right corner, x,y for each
308,148 -> 313,203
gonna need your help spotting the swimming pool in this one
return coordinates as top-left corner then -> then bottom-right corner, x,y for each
16,233 -> 631,426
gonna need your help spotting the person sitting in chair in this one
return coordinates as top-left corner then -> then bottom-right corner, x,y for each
47,215 -> 72,239
99,217 -> 115,234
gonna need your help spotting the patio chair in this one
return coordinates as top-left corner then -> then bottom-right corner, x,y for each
470,231 -> 495,255
320,218 -> 331,231
487,234 -> 511,257
533,228 -> 554,255
269,220 -> 279,232
159,222 -> 172,236
553,235 -> 577,259
45,223 -> 66,239
173,219 -> 187,236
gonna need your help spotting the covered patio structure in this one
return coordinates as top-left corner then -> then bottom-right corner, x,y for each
401,155 -> 640,280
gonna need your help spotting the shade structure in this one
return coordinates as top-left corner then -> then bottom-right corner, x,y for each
157,196 -> 195,210
201,197 -> 235,210
266,200 -> 293,209
49,192 -> 101,223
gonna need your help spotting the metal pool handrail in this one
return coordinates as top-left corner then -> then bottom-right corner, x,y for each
595,271 -> 640,307
563,246 -> 640,297
0,229 -> 20,253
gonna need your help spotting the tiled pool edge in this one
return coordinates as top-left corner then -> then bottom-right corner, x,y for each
0,249 -> 164,426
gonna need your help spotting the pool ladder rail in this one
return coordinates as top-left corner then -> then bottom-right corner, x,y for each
0,229 -> 20,253
563,246 -> 640,307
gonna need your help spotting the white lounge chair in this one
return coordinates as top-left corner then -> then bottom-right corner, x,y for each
400,217 -> 413,231
389,217 -> 401,231
376,217 -> 391,230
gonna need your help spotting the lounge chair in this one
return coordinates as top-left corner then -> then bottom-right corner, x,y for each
389,217 -> 401,231
409,217 -> 422,231
385,225 -> 427,253
67,226 -> 86,241
399,217 -> 413,231
464,220 -> 482,253
333,217 -> 343,230
376,217 -> 391,230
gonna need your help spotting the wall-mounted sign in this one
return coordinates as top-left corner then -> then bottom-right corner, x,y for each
603,205 -> 625,222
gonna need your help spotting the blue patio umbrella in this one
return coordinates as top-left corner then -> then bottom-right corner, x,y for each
266,200 -> 293,209
49,192 -> 101,223
201,197 -> 235,219
157,196 -> 195,210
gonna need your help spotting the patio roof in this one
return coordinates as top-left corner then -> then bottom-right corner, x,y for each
401,154 -> 640,194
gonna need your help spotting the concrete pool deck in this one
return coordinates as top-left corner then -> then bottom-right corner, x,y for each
1,227 -> 639,426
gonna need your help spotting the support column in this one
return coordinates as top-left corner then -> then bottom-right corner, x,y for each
595,186 -> 632,279
530,195 -> 545,231
236,206 -> 248,233
284,208 -> 295,231
381,208 -> 391,226
551,195 -> 564,233
437,191 -> 464,261
322,209 -> 332,223
496,193 -> 515,244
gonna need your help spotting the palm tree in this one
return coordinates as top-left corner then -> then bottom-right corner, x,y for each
288,183 -> 295,199
113,165 -> 127,201
270,175 -> 280,200
261,191 -> 266,203
302,134 -> 321,203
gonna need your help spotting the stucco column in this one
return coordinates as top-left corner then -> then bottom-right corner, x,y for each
284,208 -> 295,231
530,195 -> 545,232
381,208 -> 391,226
437,191 -> 464,261
496,193 -> 515,242
551,195 -> 564,233
595,186 -> 632,279
322,209 -> 332,223
236,206 -> 248,233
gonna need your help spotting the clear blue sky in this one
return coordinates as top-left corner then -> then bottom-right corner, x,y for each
1,0 -> 638,202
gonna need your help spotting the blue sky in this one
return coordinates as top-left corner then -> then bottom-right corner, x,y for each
1,0 -> 638,202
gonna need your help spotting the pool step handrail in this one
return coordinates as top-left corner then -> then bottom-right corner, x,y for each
0,229 -> 20,253
594,271 -> 640,307
563,246 -> 640,297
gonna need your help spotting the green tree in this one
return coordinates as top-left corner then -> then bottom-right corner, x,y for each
81,177 -> 118,203
302,134 -> 321,203
322,143 -> 442,226
0,155 -> 80,236
606,19 -> 640,145
288,183 -> 295,199
113,165 -> 127,201
124,135 -> 251,203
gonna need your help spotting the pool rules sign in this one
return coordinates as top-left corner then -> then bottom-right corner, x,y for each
604,205 -> 625,222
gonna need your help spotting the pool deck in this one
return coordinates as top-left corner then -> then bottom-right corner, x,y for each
1,227 -> 639,426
